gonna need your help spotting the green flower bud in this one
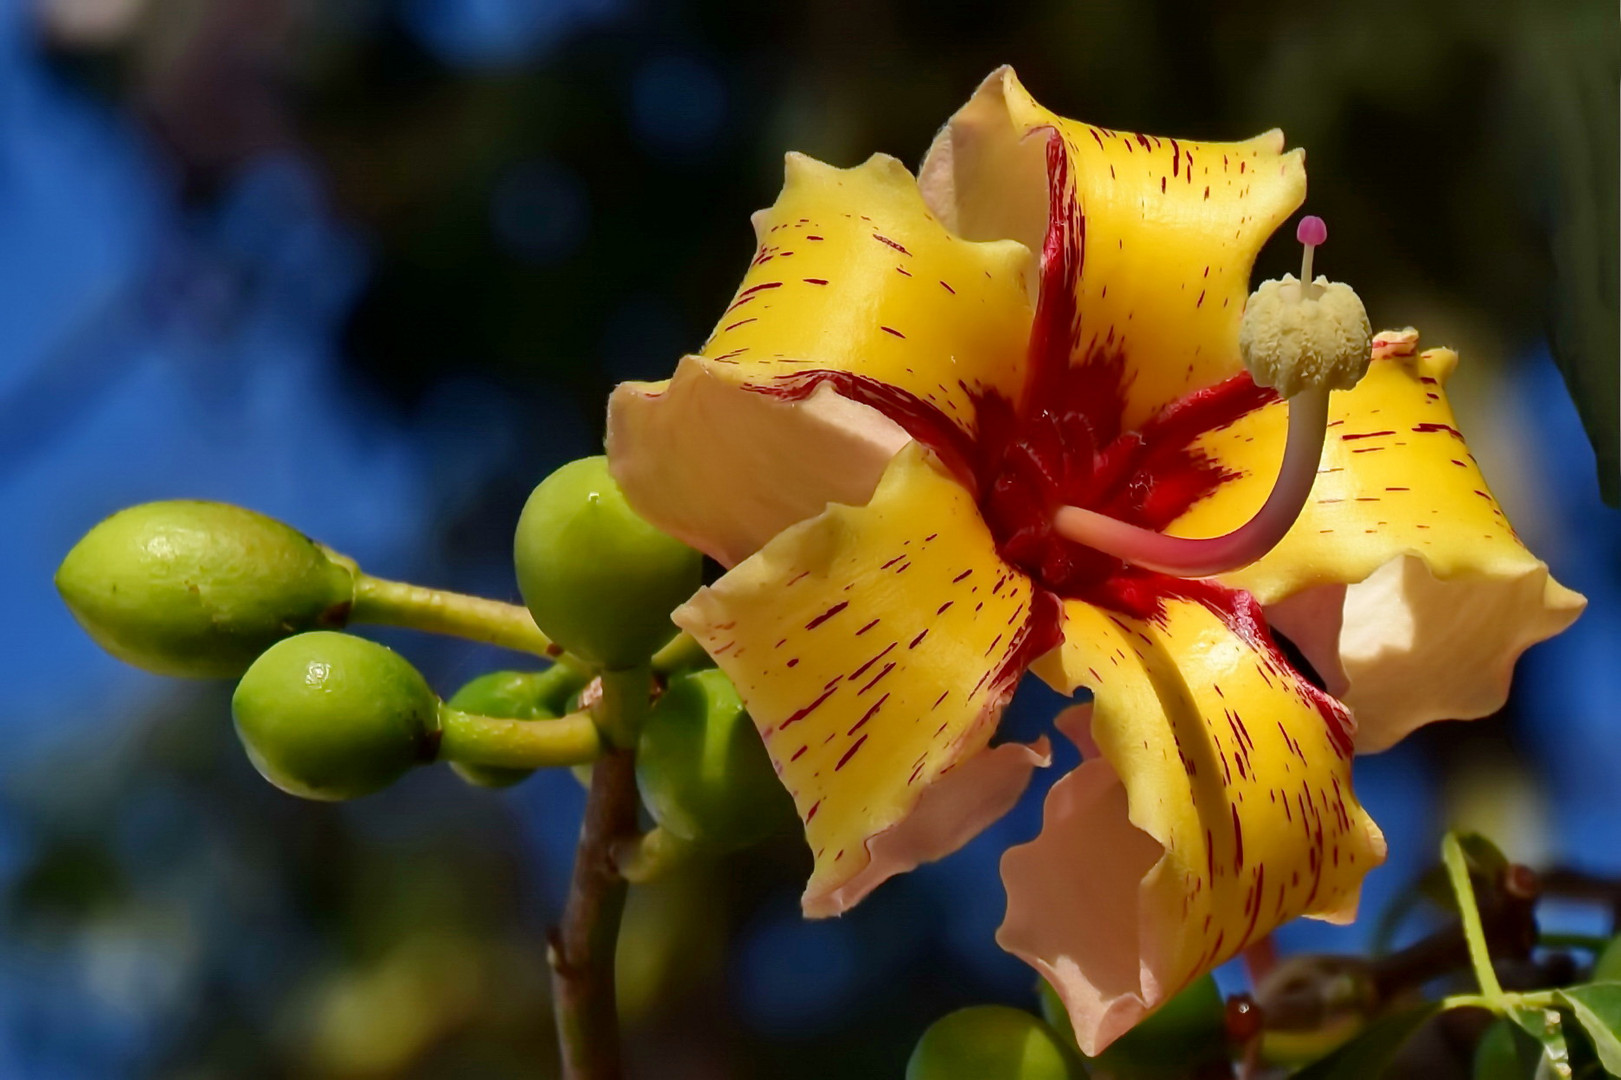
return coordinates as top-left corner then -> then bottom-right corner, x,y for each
446,666 -> 588,789
514,456 -> 700,669
907,1006 -> 1078,1080
232,631 -> 438,801
57,501 -> 356,678
635,668 -> 793,850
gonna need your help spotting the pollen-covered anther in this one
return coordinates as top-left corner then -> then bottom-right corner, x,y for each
1238,216 -> 1372,399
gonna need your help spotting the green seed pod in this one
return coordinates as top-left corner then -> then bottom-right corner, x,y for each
635,668 -> 794,850
232,631 -> 438,801
907,1006 -> 1078,1080
514,456 -> 700,669
446,666 -> 589,789
56,501 -> 356,678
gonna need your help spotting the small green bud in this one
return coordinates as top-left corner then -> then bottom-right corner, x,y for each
907,1006 -> 1078,1080
232,631 -> 438,801
514,456 -> 700,669
446,666 -> 588,789
635,668 -> 793,850
57,501 -> 356,678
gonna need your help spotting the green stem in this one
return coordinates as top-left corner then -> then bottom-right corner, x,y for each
613,825 -> 695,884
595,666 -> 652,749
1439,991 -> 1499,1012
351,573 -> 571,663
437,706 -> 601,768
651,631 -> 710,676
1441,989 -> 1562,1014
1443,832 -> 1506,1002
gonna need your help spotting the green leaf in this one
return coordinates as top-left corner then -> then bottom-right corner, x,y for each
1455,834 -> 1511,880
1475,1018 -> 1553,1080
1372,866 -> 1453,954
1596,939 -> 1621,983
1374,834 -> 1508,954
1508,1005 -> 1573,1077
1556,984 -> 1621,1075
1512,4 -> 1620,503
1289,1004 -> 1440,1079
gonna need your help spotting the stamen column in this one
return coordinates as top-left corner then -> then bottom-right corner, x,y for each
1053,217 -> 1372,578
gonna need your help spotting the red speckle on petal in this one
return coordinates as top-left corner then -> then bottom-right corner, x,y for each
848,694 -> 888,735
858,662 -> 897,695
835,735 -> 869,770
805,601 -> 849,630
848,643 -> 896,682
779,685 -> 838,730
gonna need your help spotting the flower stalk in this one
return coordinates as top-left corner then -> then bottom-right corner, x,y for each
550,746 -> 638,1080
1443,831 -> 1508,1003
351,573 -> 569,662
650,631 -> 710,676
437,707 -> 602,769
549,664 -> 651,1080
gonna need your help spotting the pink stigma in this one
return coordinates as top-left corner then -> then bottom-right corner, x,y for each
1296,215 -> 1327,247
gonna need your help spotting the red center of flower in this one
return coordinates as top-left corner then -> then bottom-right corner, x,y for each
971,354 -> 1276,605
759,353 -> 1275,608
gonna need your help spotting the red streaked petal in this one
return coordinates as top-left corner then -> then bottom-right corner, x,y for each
675,443 -> 1060,915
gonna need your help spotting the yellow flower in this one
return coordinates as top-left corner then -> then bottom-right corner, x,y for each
606,67 -> 1584,1054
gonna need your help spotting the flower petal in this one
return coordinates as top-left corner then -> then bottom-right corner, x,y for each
1167,337 -> 1585,751
701,152 -> 1036,437
675,443 -> 1060,916
845,736 -> 1050,911
1013,592 -> 1384,1055
608,359 -> 910,567
920,66 -> 1306,430
609,152 -> 1035,565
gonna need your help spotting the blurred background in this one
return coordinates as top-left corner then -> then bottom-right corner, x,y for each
2,0 -> 1617,1076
